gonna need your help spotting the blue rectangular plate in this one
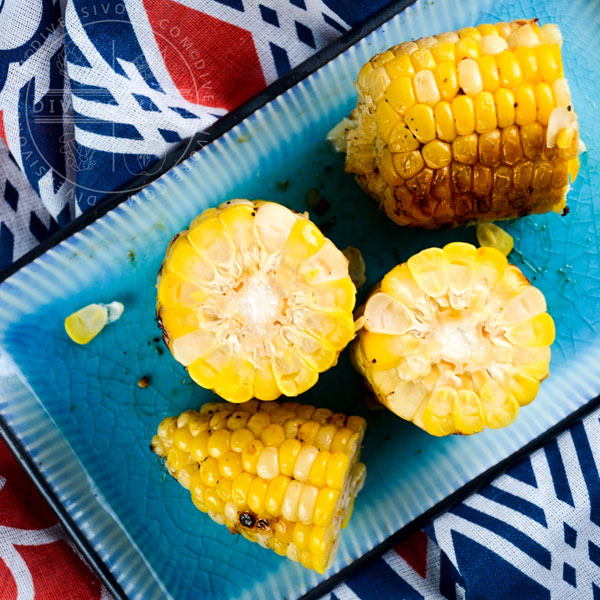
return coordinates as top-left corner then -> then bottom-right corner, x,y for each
1,0 -> 600,598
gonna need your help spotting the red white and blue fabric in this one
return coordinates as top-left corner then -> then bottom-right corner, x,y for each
1,1 -> 600,599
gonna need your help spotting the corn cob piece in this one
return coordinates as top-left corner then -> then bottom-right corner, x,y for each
151,401 -> 367,573
352,242 -> 554,435
156,200 -> 356,402
345,20 -> 580,227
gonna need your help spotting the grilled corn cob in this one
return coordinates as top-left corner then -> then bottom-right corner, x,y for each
352,242 -> 554,435
345,20 -> 580,227
156,200 -> 356,402
151,401 -> 367,573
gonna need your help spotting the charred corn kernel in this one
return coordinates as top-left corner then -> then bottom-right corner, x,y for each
351,244 -> 554,435
152,401 -> 366,572
476,223 -> 514,256
65,301 -> 124,345
158,201 -> 356,402
345,20 -> 579,227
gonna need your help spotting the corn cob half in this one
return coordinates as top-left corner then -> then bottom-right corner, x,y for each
352,242 -> 554,435
345,20 -> 580,227
157,200 -> 356,402
151,401 -> 367,573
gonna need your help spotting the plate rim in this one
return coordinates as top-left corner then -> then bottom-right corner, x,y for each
0,0 -> 598,598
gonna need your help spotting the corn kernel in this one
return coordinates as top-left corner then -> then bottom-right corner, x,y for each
385,53 -> 415,78
515,84 -> 536,126
404,104 -> 436,142
422,139 -> 452,169
475,91 -> 497,133
452,95 -> 475,135
494,88 -> 516,127
434,101 -> 456,141
496,50 -> 522,87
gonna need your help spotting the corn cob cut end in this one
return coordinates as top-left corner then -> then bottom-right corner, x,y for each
346,20 -> 580,228
152,401 -> 367,573
352,242 -> 554,436
156,200 -> 357,403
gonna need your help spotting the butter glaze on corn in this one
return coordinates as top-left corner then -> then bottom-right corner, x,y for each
351,243 -> 554,436
151,401 -> 367,573
345,20 -> 580,227
156,200 -> 356,402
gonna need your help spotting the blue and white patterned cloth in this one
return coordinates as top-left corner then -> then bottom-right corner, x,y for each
1,1 -> 599,598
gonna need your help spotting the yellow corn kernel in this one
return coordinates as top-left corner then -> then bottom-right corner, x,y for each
173,426 -> 194,452
474,91 -> 497,133
431,42 -> 455,63
404,104 -> 436,142
385,53 -> 415,78
218,451 -> 243,480
200,456 -> 220,486
308,451 -> 331,488
477,56 -> 500,92
330,428 -> 354,453
496,51 -> 522,87
247,477 -> 269,513
370,66 -> 391,102
247,412 -> 271,439
388,123 -> 420,153
326,453 -> 350,490
375,100 -> 400,139
515,84 -> 536,126
514,46 -> 538,82
535,82 -> 555,125
458,26 -> 481,40
261,423 -> 286,447
393,151 -> 426,179
422,140 -> 452,169
411,48 -> 436,71
242,440 -> 264,474
452,95 -> 475,135
434,101 -> 457,141
356,61 -> 374,90
314,488 -> 340,527
536,44 -> 560,82
278,438 -> 302,476
207,429 -> 231,459
477,24 -> 498,36
384,76 -> 416,115
266,475 -> 291,515
494,88 -> 516,127
230,471 -> 254,506
456,37 -> 480,60
452,134 -> 478,165
434,60 -> 459,100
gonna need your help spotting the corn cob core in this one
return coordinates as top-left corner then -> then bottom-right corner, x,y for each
346,20 -> 580,228
151,400 -> 367,573
351,242 -> 554,435
156,200 -> 356,402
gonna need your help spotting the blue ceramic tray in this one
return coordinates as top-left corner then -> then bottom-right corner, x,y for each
1,0 -> 600,598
